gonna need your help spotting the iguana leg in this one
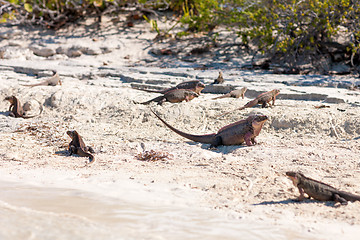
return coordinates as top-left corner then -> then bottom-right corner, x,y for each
158,98 -> 166,105
297,187 -> 305,201
8,112 -> 15,117
334,194 -> 348,205
68,145 -> 77,156
87,146 -> 95,153
210,136 -> 222,148
244,132 -> 253,146
261,102 -> 267,108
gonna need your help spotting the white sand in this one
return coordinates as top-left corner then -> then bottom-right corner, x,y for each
0,16 -> 360,239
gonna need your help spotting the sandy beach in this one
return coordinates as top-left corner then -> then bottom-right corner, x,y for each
1,16 -> 360,239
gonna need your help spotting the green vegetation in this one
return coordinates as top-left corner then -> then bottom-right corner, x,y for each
1,0 -> 360,68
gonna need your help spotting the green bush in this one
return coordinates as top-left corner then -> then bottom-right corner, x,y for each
1,0 -> 360,67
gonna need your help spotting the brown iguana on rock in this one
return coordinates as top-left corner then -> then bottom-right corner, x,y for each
5,96 -> 43,118
212,71 -> 224,84
66,130 -> 95,164
136,89 -> 199,105
151,109 -> 268,148
219,89 -> 280,117
286,171 -> 360,205
133,80 -> 206,94
212,87 -> 247,100
21,71 -> 62,87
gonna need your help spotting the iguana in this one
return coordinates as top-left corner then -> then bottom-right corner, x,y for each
133,80 -> 206,94
286,171 -> 360,205
212,71 -> 224,84
5,96 -> 43,119
212,87 -> 247,100
151,109 -> 268,148
219,89 -> 280,117
66,130 -> 95,164
21,71 -> 62,87
136,89 -> 199,105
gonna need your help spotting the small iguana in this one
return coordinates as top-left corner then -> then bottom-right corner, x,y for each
133,80 -> 206,94
66,130 -> 95,164
286,171 -> 360,205
212,71 -> 224,84
219,89 -> 280,117
5,96 -> 43,118
151,109 -> 268,148
21,71 -> 62,87
136,89 -> 199,105
212,87 -> 247,100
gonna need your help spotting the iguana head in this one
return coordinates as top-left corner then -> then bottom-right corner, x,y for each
286,171 -> 303,186
66,130 -> 78,139
190,91 -> 200,97
185,91 -> 199,101
249,114 -> 268,136
196,82 -> 206,92
4,95 -> 16,103
273,89 -> 280,96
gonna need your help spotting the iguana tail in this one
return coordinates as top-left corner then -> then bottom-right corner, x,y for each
77,148 -> 95,164
338,191 -> 360,202
212,94 -> 229,100
216,105 -> 247,118
20,82 -> 47,87
137,96 -> 165,105
151,109 -> 215,144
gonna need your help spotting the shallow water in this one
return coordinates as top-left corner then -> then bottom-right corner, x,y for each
0,179 -> 312,240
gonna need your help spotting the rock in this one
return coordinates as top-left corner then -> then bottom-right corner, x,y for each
0,47 -> 24,59
0,30 -> 22,39
82,47 -> 102,55
23,100 -> 41,115
202,85 -> 236,94
8,41 -> 23,47
37,70 -> 56,77
56,46 -> 66,54
324,97 -> 345,104
66,49 -> 82,57
328,63 -> 351,75
29,45 -> 56,57
22,102 -> 32,111
101,47 -> 112,54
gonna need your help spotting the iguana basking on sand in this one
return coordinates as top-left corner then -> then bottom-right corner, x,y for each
212,71 -> 224,84
212,87 -> 247,100
219,89 -> 280,117
151,109 -> 268,148
136,89 -> 199,105
5,96 -> 43,118
67,130 -> 95,164
133,80 -> 206,94
286,171 -> 360,205
21,71 -> 62,87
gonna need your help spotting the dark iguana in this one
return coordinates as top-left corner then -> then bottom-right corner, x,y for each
212,71 -> 224,84
5,96 -> 43,119
133,80 -> 206,94
136,89 -> 199,105
151,109 -> 268,148
219,89 -> 280,117
286,171 -> 360,205
212,87 -> 247,100
21,71 -> 62,87
67,130 -> 95,164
